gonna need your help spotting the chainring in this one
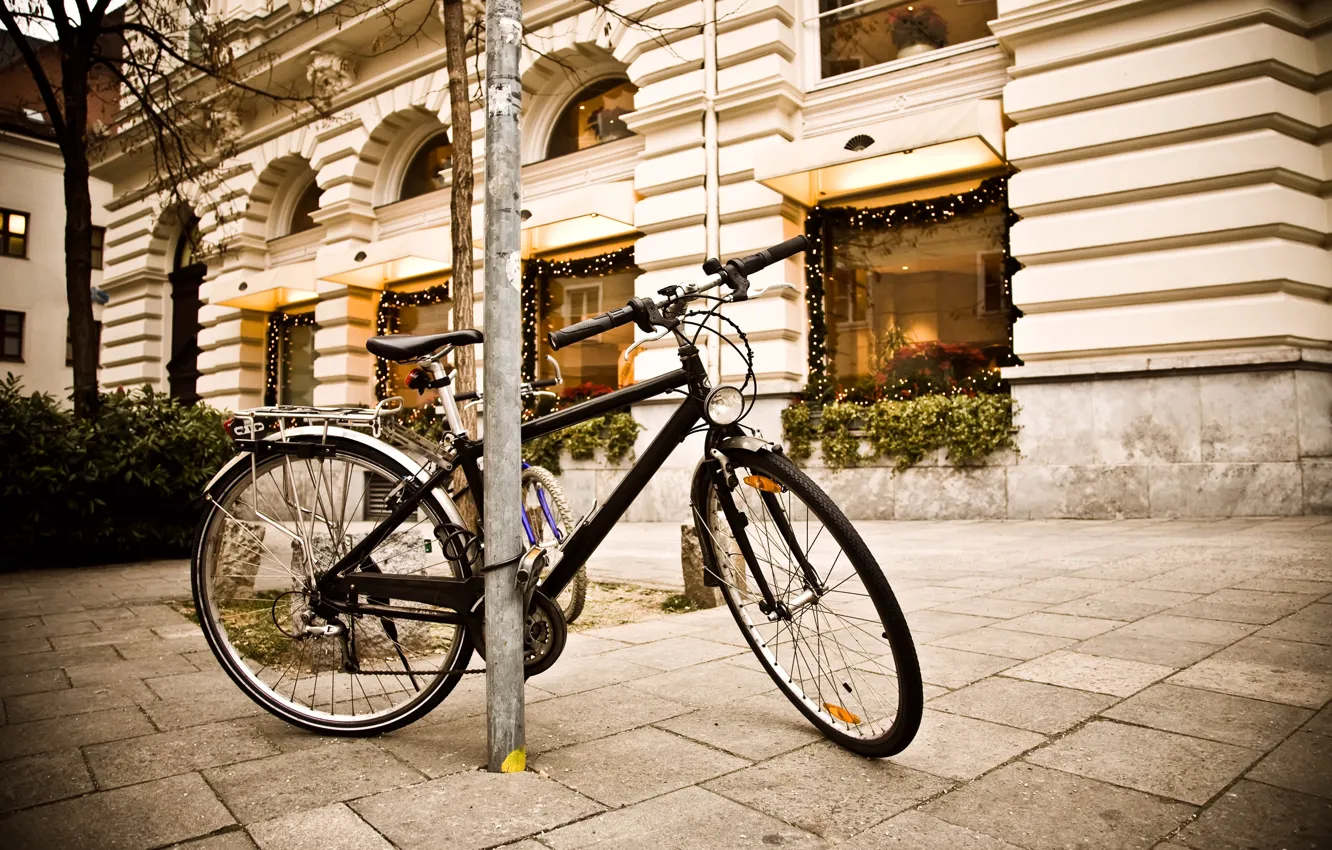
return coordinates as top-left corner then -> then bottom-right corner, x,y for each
471,590 -> 567,678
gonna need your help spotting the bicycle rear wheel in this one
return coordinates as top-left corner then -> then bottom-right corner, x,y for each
694,447 -> 922,757
192,437 -> 474,735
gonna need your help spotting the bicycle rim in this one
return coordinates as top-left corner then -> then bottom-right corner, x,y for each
193,441 -> 471,732
698,450 -> 921,755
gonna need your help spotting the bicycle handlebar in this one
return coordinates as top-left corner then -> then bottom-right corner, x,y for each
548,304 -> 638,351
547,235 -> 809,351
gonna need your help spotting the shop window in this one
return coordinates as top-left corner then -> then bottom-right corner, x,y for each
399,132 -> 452,201
537,269 -> 636,391
1,209 -> 29,258
281,321 -> 317,405
824,204 -> 1009,394
390,298 -> 453,404
818,0 -> 997,80
288,180 -> 323,235
0,310 -> 23,361
91,226 -> 105,269
546,79 -> 637,160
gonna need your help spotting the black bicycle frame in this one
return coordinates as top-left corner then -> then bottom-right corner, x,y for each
317,343 -> 711,621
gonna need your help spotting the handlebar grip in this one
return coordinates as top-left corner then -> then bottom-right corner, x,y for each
454,390 -> 479,402
735,235 -> 810,275
548,304 -> 636,350
530,378 -> 559,389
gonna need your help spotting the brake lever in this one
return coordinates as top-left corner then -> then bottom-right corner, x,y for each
747,282 -> 798,299
624,326 -> 671,361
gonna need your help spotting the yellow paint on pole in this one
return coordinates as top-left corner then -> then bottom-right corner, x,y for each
501,747 -> 526,773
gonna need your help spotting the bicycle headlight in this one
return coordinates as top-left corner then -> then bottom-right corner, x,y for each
704,385 -> 744,426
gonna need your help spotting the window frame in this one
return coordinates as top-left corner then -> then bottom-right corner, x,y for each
800,0 -> 1001,90
1,209 -> 30,259
90,226 -> 105,270
544,78 -> 639,161
0,310 -> 25,362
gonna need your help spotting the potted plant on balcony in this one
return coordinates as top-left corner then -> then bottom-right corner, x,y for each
889,4 -> 948,58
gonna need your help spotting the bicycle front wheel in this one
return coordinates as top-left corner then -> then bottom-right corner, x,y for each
694,448 -> 922,757
192,437 -> 474,735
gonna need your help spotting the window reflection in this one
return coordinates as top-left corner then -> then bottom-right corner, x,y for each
538,269 -> 637,389
825,206 -> 1010,396
400,133 -> 452,201
819,0 -> 997,79
281,321 -> 318,406
546,79 -> 638,159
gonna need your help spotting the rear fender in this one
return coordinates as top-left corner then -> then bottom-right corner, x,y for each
202,425 -> 466,529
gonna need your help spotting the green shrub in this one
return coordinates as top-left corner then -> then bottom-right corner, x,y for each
780,393 -> 1016,471
519,413 -> 641,474
0,377 -> 233,566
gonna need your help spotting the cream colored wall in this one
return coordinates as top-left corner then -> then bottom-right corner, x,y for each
995,0 -> 1332,375
0,133 -> 110,400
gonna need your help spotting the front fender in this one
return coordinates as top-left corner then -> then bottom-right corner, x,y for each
203,425 -> 466,529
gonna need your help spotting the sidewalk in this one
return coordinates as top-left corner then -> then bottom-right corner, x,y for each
1,517 -> 1329,849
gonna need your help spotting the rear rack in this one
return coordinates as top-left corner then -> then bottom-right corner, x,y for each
226,398 -> 406,440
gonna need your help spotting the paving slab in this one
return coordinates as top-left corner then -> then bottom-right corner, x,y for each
0,747 -> 95,812
1074,631 -> 1221,668
931,597 -> 1051,619
0,667 -> 70,697
0,771 -> 235,850
903,610 -> 1002,639
524,683 -> 690,753
1102,683 -> 1313,749
65,653 -> 198,687
1169,636 -> 1332,708
622,659 -> 775,707
703,741 -> 952,841
374,713 -> 493,778
914,645 -> 1017,689
204,740 -> 424,822
1168,589 -> 1323,625
167,832 -> 260,849
86,719 -> 276,788
929,676 -> 1116,735
247,803 -> 394,850
1103,613 -> 1259,646
838,809 -> 1023,849
928,626 -> 1075,660
653,691 -> 823,761
351,768 -> 602,850
1003,650 -> 1175,697
925,761 -> 1195,850
1176,779 -> 1332,850
1245,731 -> 1332,799
990,611 -> 1122,639
2,680 -> 155,723
1258,603 -> 1332,645
537,726 -> 749,807
598,636 -> 744,671
889,709 -> 1044,780
0,644 -> 119,677
988,576 -> 1122,604
1043,587 -> 1199,621
1026,719 -> 1261,805
525,653 -> 660,697
539,785 -> 826,850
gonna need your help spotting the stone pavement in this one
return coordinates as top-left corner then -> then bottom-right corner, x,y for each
1,517 -> 1330,850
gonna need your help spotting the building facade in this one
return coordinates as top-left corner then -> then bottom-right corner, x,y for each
92,0 -> 1332,518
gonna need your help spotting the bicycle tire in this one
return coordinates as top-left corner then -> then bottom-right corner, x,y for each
693,447 -> 922,757
191,436 -> 474,735
522,465 -> 588,623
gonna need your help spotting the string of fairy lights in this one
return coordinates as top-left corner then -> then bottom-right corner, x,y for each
802,174 -> 1021,402
373,284 -> 452,399
520,246 -> 636,381
263,311 -> 317,405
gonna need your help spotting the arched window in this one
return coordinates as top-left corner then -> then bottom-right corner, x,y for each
288,180 -> 323,235
546,79 -> 637,159
399,132 -> 452,201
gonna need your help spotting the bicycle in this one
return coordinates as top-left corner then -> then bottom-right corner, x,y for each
521,461 -> 585,623
191,234 -> 923,757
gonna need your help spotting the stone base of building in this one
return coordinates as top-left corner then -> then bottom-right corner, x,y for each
546,350 -> 1330,521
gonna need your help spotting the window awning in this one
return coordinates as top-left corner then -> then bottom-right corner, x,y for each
317,226 -> 452,289
755,100 -> 1005,206
211,260 -> 319,311
522,180 -> 638,255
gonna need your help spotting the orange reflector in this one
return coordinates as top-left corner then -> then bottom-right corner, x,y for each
823,702 -> 861,724
743,475 -> 783,493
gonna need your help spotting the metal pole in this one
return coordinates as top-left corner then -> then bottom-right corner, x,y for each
702,0 -> 721,381
482,0 -> 525,774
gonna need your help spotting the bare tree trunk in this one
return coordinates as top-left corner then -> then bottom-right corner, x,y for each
60,57 -> 99,419
443,0 -> 479,530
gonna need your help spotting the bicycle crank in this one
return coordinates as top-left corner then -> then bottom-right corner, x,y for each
471,590 -> 567,678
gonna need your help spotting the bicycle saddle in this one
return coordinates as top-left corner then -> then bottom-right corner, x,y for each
365,329 -> 483,361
